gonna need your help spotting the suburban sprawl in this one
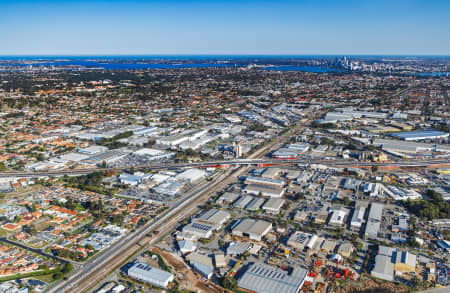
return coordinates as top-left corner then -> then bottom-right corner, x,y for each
0,56 -> 449,293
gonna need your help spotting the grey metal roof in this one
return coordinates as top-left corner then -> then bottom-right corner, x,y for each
128,262 -> 173,283
238,263 -> 307,293
368,203 -> 384,221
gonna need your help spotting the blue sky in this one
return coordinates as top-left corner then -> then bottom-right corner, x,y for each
1,0 -> 449,55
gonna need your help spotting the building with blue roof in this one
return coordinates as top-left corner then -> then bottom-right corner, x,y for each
391,130 -> 449,141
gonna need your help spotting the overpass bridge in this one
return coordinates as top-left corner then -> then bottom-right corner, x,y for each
0,158 -> 449,178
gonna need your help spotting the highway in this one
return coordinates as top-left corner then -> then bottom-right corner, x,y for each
1,158 -> 450,179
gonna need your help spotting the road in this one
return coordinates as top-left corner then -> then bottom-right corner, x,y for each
0,237 -> 70,265
2,158 -> 450,179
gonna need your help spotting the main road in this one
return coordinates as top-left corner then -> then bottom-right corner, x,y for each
1,158 -> 449,179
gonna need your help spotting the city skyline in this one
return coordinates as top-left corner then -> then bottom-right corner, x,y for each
2,0 -> 450,55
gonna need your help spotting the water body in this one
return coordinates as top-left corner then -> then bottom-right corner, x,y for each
0,61 -> 342,73
263,65 -> 342,73
0,61 -> 238,70
410,72 -> 449,76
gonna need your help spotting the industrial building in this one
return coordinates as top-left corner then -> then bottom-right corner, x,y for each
372,138 -> 450,154
127,262 -> 174,288
233,195 -> 254,209
187,252 -> 214,279
182,209 -> 230,239
175,168 -> 206,183
365,203 -> 384,240
243,184 -> 285,198
244,176 -> 285,188
287,231 -> 318,251
262,198 -> 285,214
237,263 -> 307,293
328,207 -> 348,227
391,130 -> 449,141
371,246 -> 417,281
363,183 -> 382,197
216,192 -> 240,204
350,206 -> 366,231
227,241 -> 252,256
232,219 -> 272,241
246,197 -> 266,211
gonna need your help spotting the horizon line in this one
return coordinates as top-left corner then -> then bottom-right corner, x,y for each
0,54 -> 450,57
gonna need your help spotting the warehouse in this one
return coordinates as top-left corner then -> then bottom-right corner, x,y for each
244,176 -> 285,188
363,183 -> 382,197
238,263 -> 307,293
320,239 -> 337,254
153,179 -> 185,196
187,252 -> 214,279
337,242 -> 354,258
350,206 -> 366,231
262,168 -> 282,179
272,149 -> 298,159
82,149 -> 129,165
127,262 -> 174,288
285,144 -> 310,153
175,168 -> 206,183
262,198 -> 285,214
182,209 -> 230,239
243,184 -> 285,198
328,208 -> 348,227
371,254 -> 394,281
365,203 -> 384,240
232,219 -> 272,241
287,231 -> 317,251
155,130 -> 196,146
216,192 -> 240,204
132,148 -> 175,161
246,197 -> 266,211
393,250 -> 417,273
371,246 -> 417,281
178,240 -> 197,254
227,241 -> 252,256
372,139 -> 450,154
233,195 -> 254,209
391,130 -> 449,141
342,178 -> 361,191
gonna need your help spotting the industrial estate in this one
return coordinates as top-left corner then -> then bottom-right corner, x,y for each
0,55 -> 449,293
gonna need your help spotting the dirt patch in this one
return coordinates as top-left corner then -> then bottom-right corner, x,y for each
334,277 -> 409,293
150,247 -> 224,293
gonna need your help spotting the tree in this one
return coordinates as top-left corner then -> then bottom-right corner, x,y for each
343,196 -> 351,206
221,277 -> 237,290
61,262 -> 73,274
0,162 -> 6,171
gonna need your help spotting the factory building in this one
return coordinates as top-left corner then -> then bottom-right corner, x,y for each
243,184 -> 285,198
365,203 -> 384,240
262,198 -> 285,214
350,206 -> 366,231
237,263 -> 307,293
232,219 -> 272,241
371,246 -> 417,281
391,130 -> 449,141
182,209 -> 230,239
127,262 -> 174,288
